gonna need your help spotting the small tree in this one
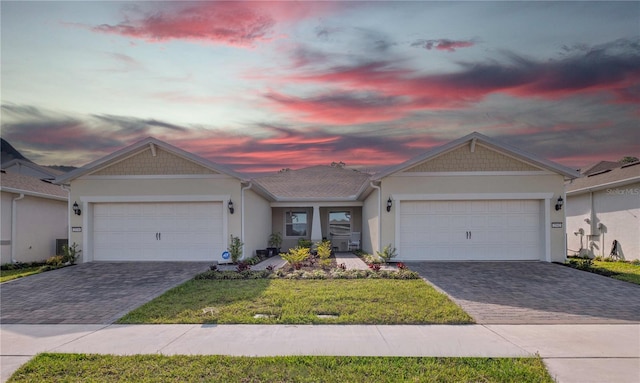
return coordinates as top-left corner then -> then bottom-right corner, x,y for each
376,244 -> 397,264
268,232 -> 282,249
316,240 -> 332,268
281,246 -> 310,270
228,235 -> 244,264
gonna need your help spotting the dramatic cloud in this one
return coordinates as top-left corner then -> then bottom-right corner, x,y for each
274,39 -> 640,123
89,2 -> 337,47
411,38 -> 475,52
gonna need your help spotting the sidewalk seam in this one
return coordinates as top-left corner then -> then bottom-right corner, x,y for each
156,325 -> 200,354
480,325 -> 534,356
48,324 -> 112,353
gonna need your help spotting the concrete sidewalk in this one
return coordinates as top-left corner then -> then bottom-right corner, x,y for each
1,324 -> 638,383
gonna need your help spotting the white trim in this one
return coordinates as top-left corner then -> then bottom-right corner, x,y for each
391,171 -> 553,177
327,208 -> 353,237
283,209 -> 310,239
392,193 -> 554,201
82,174 -> 229,180
1,187 -> 68,201
544,198 -> 551,262
271,201 -> 363,208
80,194 -> 230,203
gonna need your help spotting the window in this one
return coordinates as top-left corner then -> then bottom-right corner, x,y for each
329,211 -> 351,236
285,211 -> 307,237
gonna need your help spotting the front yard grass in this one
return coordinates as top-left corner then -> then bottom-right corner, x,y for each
9,353 -> 554,383
593,260 -> 640,285
0,266 -> 45,283
117,279 -> 473,324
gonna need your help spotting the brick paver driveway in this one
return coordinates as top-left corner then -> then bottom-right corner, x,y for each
1,262 -> 209,324
409,262 -> 640,324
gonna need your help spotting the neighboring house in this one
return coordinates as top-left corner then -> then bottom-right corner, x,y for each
566,161 -> 640,261
2,159 -> 64,180
55,132 -> 580,264
0,170 -> 68,264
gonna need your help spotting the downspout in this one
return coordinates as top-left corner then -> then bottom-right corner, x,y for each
11,193 -> 25,263
370,181 -> 382,253
241,182 -> 252,260
61,185 -> 71,250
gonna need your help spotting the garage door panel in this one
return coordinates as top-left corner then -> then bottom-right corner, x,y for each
399,200 -> 542,261
93,202 -> 224,262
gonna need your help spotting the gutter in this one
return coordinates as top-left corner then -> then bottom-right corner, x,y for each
11,193 -> 25,263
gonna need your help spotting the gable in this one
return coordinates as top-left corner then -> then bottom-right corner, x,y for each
405,144 -> 541,173
91,147 -> 218,176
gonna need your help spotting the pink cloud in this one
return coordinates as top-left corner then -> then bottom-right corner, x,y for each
90,2 -> 338,47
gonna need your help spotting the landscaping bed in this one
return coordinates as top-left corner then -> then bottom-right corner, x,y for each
117,278 -> 473,324
564,257 -> 640,285
9,353 -> 554,383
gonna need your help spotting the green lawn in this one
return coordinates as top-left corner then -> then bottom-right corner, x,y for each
593,260 -> 640,285
117,279 -> 473,324
0,266 -> 44,283
9,353 -> 554,383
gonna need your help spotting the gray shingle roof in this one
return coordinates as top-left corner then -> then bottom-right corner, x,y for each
566,161 -> 640,194
0,171 -> 68,199
253,165 -> 371,200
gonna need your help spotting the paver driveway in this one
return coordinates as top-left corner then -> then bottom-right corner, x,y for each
408,262 -> 640,324
0,262 -> 209,324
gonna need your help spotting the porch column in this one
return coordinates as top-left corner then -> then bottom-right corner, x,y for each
311,204 -> 322,242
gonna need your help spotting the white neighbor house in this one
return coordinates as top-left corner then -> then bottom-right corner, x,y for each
55,132 -> 580,264
566,161 -> 640,261
1,170 -> 69,264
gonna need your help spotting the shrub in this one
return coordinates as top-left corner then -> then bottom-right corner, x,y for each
397,262 -> 407,270
46,255 -> 64,266
268,232 -> 282,248
281,246 -> 310,269
61,243 -> 81,265
632,259 -> 640,266
368,263 -> 381,271
297,238 -> 313,249
376,244 -> 397,264
363,253 -> 383,265
236,261 -> 251,272
228,235 -> 244,264
316,240 -> 332,268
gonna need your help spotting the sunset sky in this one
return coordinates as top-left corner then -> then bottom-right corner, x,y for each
2,1 -> 639,174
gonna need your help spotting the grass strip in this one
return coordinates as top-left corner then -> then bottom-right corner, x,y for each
117,279 -> 473,324
9,353 -> 554,383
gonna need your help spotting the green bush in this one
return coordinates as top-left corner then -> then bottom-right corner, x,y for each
376,244 -> 397,263
316,240 -> 332,268
61,243 -> 81,264
297,238 -> 313,249
228,235 -> 243,263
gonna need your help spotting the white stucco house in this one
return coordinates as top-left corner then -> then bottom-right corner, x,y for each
566,160 -> 640,260
55,132 -> 580,264
1,170 -> 69,264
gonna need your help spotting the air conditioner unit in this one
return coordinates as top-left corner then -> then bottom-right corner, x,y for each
55,239 -> 68,255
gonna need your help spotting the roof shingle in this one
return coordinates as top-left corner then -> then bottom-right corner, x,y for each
0,171 -> 68,199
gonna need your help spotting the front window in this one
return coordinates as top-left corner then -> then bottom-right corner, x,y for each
285,211 -> 307,237
329,211 -> 351,236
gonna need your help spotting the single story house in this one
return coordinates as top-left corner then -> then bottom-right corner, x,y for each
1,170 -> 69,264
55,132 -> 579,264
566,160 -> 640,260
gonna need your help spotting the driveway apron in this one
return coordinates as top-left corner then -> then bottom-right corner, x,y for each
408,262 -> 640,324
0,262 -> 209,324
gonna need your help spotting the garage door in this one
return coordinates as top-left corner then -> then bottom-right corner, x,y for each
93,202 -> 223,261
399,200 -> 542,261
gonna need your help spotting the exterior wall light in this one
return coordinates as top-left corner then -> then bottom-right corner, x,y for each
555,196 -> 564,211
228,199 -> 235,214
386,197 -> 392,212
73,201 -> 82,216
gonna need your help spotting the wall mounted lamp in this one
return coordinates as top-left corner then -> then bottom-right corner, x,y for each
555,196 -> 564,211
228,199 -> 235,214
386,197 -> 392,212
72,201 -> 82,216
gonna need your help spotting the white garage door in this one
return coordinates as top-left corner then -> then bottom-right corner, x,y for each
93,202 -> 224,261
399,200 -> 542,261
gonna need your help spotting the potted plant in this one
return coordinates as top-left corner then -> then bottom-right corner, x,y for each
267,232 -> 282,257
